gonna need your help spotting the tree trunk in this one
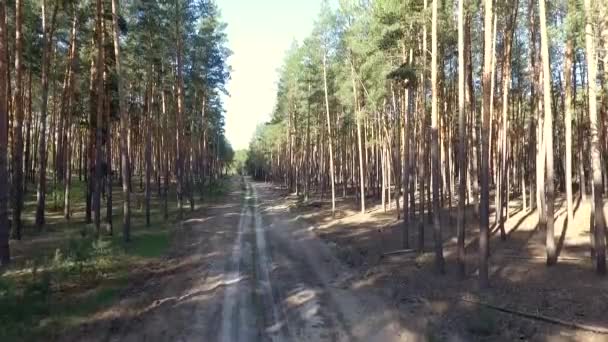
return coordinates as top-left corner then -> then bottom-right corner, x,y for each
480,0 -> 493,288
584,0 -> 606,274
93,0 -> 105,236
456,0 -> 466,277
430,0 -> 445,273
351,57 -> 365,213
35,0 -> 57,229
498,1 -> 518,239
175,0 -> 184,218
64,11 -> 78,220
539,0 -> 556,265
145,86 -> 152,226
111,0 -> 131,242
564,0 -> 575,226
12,0 -> 24,238
323,53 -> 336,214
0,0 -> 10,265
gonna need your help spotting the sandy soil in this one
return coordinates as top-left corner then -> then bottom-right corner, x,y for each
288,187 -> 608,341
63,178 -> 421,341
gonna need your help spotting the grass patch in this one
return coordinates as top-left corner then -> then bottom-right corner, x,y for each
121,230 -> 170,258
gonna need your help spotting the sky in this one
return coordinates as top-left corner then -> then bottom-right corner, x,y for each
218,0 -> 323,150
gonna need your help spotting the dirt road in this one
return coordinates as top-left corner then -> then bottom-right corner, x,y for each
84,178 -> 416,342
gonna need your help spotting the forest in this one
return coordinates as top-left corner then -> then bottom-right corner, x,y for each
0,0 -> 232,262
245,0 -> 608,287
0,0 -> 233,337
1,0 -> 608,340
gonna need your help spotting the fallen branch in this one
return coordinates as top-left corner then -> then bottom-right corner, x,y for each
381,249 -> 417,257
499,255 -> 584,262
460,296 -> 608,335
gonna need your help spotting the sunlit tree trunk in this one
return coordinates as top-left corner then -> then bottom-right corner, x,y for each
456,0 -> 466,277
584,0 -> 606,274
430,0 -> 445,273
351,56 -> 365,213
323,53 -> 336,214
64,11 -> 79,220
539,0 -> 556,265
35,0 -> 58,229
564,0 -> 575,226
498,1 -> 518,239
111,0 -> 131,242
480,0 -> 493,288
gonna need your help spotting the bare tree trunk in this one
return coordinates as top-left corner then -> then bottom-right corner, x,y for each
465,17 -> 479,212
402,47 -> 411,249
539,0 -> 556,265
175,0 -> 184,218
456,0 -> 466,277
480,0 -> 493,288
145,86 -> 152,226
351,57 -> 365,213
584,0 -> 606,274
112,0 -> 131,241
498,1 -> 518,239
12,0 -> 24,238
24,70 -> 32,189
64,11 -> 78,220
105,73 -> 112,233
35,0 -> 57,229
0,0 -> 10,265
564,0 -> 575,225
305,83 -> 311,201
93,0 -> 104,236
430,0 -> 445,273
162,88 -> 169,220
323,53 -> 336,214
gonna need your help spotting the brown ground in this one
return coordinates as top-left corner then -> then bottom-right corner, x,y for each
55,179 -> 608,341
288,186 -> 608,341
61,179 -> 412,341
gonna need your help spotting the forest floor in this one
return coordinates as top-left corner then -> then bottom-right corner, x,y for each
0,177 -> 229,341
288,186 -> 608,341
58,177 -> 419,342
6,177 -> 608,341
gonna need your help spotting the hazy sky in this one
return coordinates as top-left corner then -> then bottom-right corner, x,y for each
218,0 -> 323,150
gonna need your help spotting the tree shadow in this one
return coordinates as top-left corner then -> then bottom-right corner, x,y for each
556,217 -> 569,258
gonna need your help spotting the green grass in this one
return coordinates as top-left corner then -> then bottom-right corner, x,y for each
122,230 -> 170,258
1,175 -> 234,341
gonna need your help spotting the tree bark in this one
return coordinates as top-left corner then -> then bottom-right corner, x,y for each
12,0 -> 24,238
112,0 -> 131,242
0,0 -> 10,265
94,0 -> 105,236
539,0 -> 556,265
323,53 -> 336,214
431,0 -> 445,273
480,0 -> 493,288
35,0 -> 58,229
457,0 -> 466,277
351,57 -> 365,213
64,11 -> 79,220
584,0 -> 606,274
175,0 -> 185,217
564,0 -> 575,227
